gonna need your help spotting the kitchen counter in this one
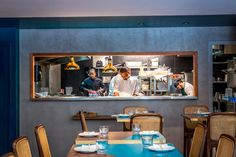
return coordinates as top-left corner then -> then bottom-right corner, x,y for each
32,95 -> 197,101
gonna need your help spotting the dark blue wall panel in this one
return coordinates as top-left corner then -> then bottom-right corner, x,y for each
0,27 -> 19,155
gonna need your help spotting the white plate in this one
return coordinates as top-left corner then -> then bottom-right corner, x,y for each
74,144 -> 97,153
148,144 -> 175,152
78,132 -> 99,137
139,131 -> 159,136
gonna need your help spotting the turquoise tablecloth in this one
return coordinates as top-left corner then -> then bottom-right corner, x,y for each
106,144 -> 183,157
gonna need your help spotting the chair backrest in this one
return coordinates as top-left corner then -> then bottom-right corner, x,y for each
184,105 -> 209,130
215,134 -> 236,157
2,152 -> 15,157
208,112 -> 236,141
123,106 -> 149,114
123,106 -> 149,131
189,123 -> 207,157
130,113 -> 163,133
12,136 -> 32,157
35,124 -> 52,157
80,111 -> 88,132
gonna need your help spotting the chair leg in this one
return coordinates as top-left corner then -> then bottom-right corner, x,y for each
207,140 -> 211,157
184,135 -> 187,157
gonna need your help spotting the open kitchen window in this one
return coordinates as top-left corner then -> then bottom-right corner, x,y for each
30,52 -> 198,100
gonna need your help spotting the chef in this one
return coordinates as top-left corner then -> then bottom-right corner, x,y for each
113,67 -> 142,96
108,72 -> 121,96
80,68 -> 106,96
174,79 -> 194,96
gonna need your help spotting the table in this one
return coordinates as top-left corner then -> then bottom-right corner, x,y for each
67,132 -> 183,157
181,113 -> 209,122
72,114 -> 116,121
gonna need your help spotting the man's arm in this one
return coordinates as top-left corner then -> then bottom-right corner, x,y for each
133,79 -> 141,96
113,78 -> 120,96
80,81 -> 92,93
97,80 -> 106,94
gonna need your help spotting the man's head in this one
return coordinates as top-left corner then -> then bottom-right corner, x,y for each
88,68 -> 96,79
174,79 -> 184,90
119,67 -> 130,80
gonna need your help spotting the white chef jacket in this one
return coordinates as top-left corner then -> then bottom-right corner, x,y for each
113,76 -> 140,96
108,74 -> 121,96
184,82 -> 194,96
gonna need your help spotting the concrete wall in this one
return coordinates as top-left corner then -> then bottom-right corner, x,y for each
19,27 -> 236,157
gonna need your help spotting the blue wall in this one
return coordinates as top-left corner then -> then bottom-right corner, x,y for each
0,27 -> 19,155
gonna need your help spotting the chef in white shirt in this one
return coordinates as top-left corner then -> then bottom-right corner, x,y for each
174,79 -> 194,96
108,73 -> 121,96
113,67 -> 142,96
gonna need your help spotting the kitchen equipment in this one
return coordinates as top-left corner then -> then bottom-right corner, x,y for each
227,72 -> 236,88
225,88 -> 233,97
96,60 -> 103,67
65,87 -> 73,95
125,61 -> 142,67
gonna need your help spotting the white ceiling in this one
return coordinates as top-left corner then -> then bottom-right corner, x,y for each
0,0 -> 236,17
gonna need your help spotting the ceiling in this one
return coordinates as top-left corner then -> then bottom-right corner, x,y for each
0,0 -> 236,17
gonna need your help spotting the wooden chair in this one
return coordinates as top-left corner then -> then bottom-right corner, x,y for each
215,134 -> 236,157
35,124 -> 52,157
130,113 -> 163,133
80,111 -> 88,132
207,112 -> 236,157
123,106 -> 149,131
12,136 -> 32,157
189,123 -> 207,157
2,152 -> 15,157
183,105 -> 209,156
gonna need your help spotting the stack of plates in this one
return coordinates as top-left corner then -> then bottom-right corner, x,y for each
117,114 -> 130,118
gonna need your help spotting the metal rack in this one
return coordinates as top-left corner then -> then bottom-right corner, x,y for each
138,75 -> 170,96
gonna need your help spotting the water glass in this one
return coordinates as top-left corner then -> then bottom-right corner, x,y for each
40,87 -> 48,97
141,135 -> 153,148
132,124 -> 141,135
99,126 -> 109,138
96,138 -> 108,154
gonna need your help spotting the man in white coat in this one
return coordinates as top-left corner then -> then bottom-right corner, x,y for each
113,67 -> 142,96
174,79 -> 194,96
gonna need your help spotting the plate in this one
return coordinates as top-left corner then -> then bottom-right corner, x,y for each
139,131 -> 159,136
148,144 -> 175,152
74,144 -> 97,153
78,131 -> 99,137
118,114 -> 130,118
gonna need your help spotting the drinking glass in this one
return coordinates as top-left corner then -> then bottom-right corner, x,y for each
96,138 -> 108,154
132,123 -> 141,135
141,135 -> 153,148
99,126 -> 109,138
40,87 -> 48,97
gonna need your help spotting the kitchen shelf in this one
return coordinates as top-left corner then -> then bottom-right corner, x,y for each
139,75 -> 170,96
213,62 -> 228,64
213,81 -> 227,83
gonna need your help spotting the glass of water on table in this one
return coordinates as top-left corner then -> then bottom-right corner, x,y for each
132,123 -> 141,135
97,126 -> 109,154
